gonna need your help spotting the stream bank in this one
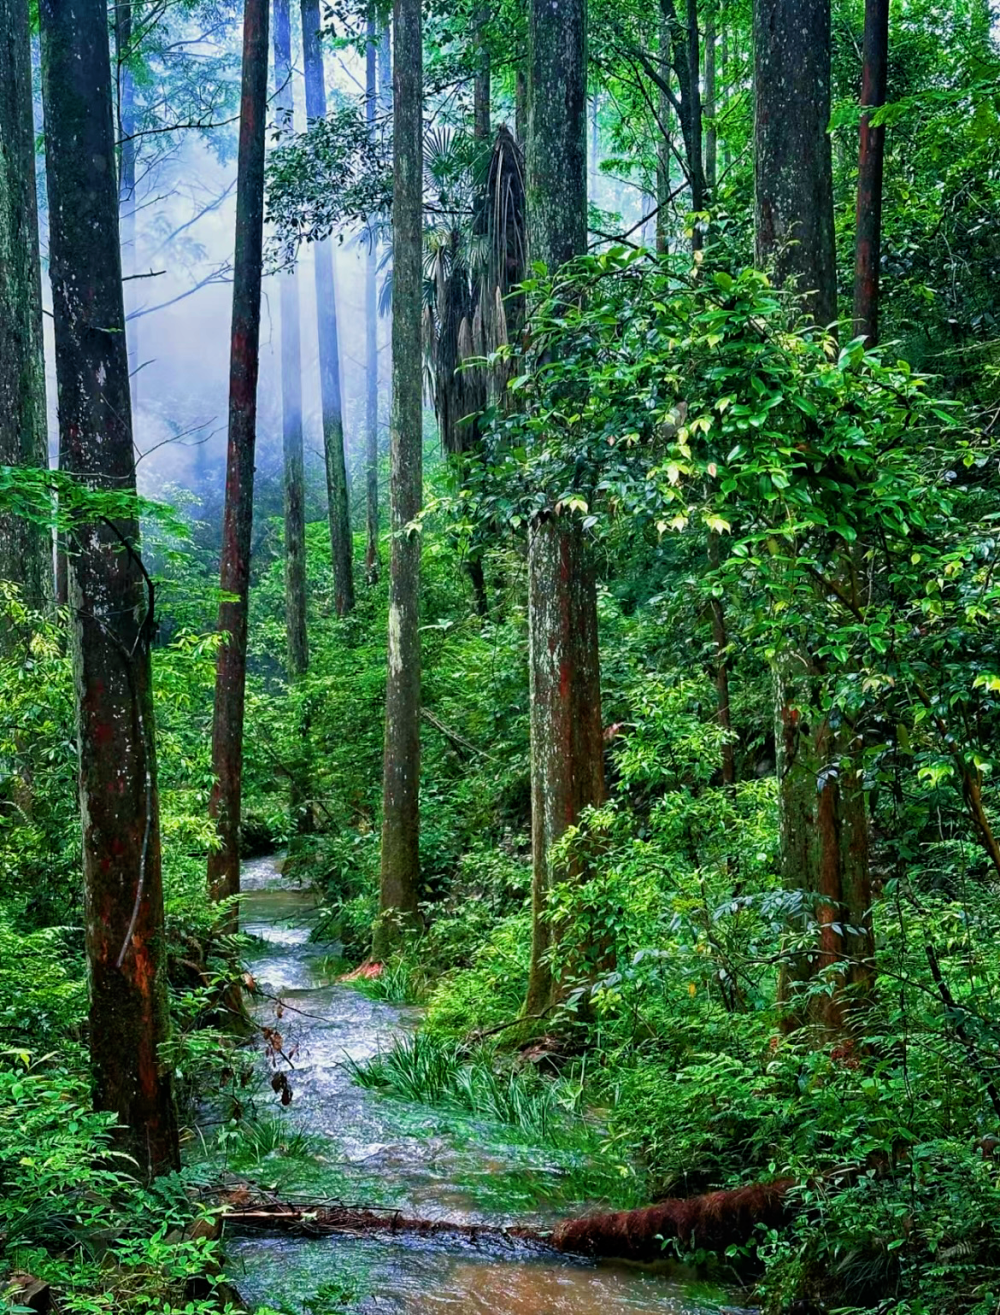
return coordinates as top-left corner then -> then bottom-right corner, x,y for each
219,855 -> 744,1314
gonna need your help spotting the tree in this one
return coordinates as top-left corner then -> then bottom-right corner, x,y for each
207,0 -> 269,910
38,0 -> 178,1177
365,9 -> 380,585
753,0 -> 873,1030
853,0 -> 890,345
522,0 -> 606,1017
753,0 -> 836,326
375,0 -> 423,959
301,0 -> 355,616
0,0 -> 48,611
274,0 -> 309,676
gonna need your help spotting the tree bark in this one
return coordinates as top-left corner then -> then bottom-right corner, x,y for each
274,0 -> 309,677
207,0 -> 269,910
301,0 -> 354,616
0,0 -> 48,611
523,0 -> 606,1017
753,0 -> 837,325
365,10 -> 380,585
39,0 -> 178,1179
375,0 -> 423,959
852,0 -> 889,346
655,17 -> 671,255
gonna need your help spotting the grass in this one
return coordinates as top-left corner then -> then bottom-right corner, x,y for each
348,1031 -> 593,1148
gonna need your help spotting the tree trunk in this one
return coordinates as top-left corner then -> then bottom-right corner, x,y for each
515,66 -> 527,145
753,0 -> 837,326
114,0 -> 139,388
704,3 -> 717,193
852,0 -> 889,345
274,0 -> 309,677
375,0 -> 423,959
0,0 -> 48,612
39,0 -> 178,1179
589,94 -> 598,201
301,0 -> 354,616
207,0 -> 269,911
474,3 -> 490,142
754,0 -> 871,1032
707,531 -> 734,789
365,10 -> 380,585
655,17 -> 671,255
523,0 -> 606,1017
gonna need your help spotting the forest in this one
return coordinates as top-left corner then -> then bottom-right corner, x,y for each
2,0 -> 1000,1307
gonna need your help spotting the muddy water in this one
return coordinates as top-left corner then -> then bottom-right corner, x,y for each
224,855 -> 741,1314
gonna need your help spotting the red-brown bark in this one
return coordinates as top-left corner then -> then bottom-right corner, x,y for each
207,0 -> 269,910
39,0 -> 178,1178
852,0 -> 889,346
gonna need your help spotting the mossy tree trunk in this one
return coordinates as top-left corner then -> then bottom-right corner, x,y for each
522,0 -> 606,1018
375,0 -> 423,960
754,0 -> 873,1031
274,0 -> 309,677
39,0 -> 178,1178
0,0 -> 48,612
301,0 -> 355,617
207,0 -> 269,912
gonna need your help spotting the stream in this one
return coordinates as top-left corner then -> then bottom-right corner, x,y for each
222,854 -> 742,1314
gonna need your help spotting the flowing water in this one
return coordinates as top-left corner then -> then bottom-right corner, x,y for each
221,854 -> 745,1315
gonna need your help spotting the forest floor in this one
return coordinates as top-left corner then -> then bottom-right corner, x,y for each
212,854 -> 740,1315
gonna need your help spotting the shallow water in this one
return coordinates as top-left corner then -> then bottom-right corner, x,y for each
224,854 -> 740,1314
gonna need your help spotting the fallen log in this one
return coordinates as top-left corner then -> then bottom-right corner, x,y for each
222,1202 -> 550,1252
221,1178 -> 795,1263
550,1178 -> 795,1260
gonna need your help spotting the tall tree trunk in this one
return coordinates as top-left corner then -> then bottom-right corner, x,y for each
753,0 -> 837,326
754,0 -> 872,1031
39,0 -> 178,1178
515,66 -> 527,145
207,0 -> 269,910
655,17 -> 671,255
0,0 -> 48,611
589,94 -> 599,200
704,2 -> 717,193
474,3 -> 490,141
523,0 -> 606,1017
720,24 -> 731,174
114,0 -> 139,388
301,0 -> 354,616
852,0 -> 889,345
375,0 -> 423,959
365,10 -> 380,585
274,0 -> 309,676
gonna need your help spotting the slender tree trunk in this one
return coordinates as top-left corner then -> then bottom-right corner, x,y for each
378,23 -> 392,468
114,0 -> 139,388
589,94 -> 598,201
207,0 -> 269,910
523,0 -> 606,1017
39,0 -> 178,1179
753,0 -> 837,326
721,25 -> 731,174
274,0 -> 309,676
685,0 -> 703,232
515,66 -> 527,145
754,0 -> 872,1031
365,11 -> 380,584
852,0 -> 889,345
474,3 -> 490,141
375,0 -> 423,959
707,531 -> 734,788
655,17 -> 671,255
704,2 -> 717,193
301,0 -> 354,616
0,0 -> 48,611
